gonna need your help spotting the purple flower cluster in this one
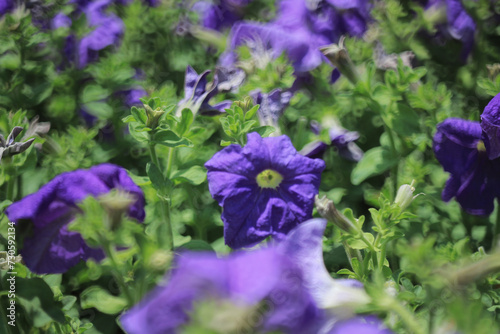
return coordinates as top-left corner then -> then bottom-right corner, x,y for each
433,93 -> 500,216
5,163 -> 145,274
121,219 -> 390,334
220,0 -> 372,74
205,132 -> 325,248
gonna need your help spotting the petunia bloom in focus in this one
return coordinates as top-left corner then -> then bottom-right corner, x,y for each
5,163 -> 145,274
205,132 -> 325,248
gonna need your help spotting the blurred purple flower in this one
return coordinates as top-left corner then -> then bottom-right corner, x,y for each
177,65 -> 232,116
51,13 -> 72,29
250,88 -> 293,133
5,164 -> 145,274
301,122 -> 363,162
191,0 -> 252,31
205,132 -> 325,248
121,218 -> 375,334
121,245 -> 321,333
214,66 -> 246,93
329,316 -> 392,334
78,0 -> 124,68
424,0 -> 476,59
433,118 -> 500,216
0,0 -> 14,16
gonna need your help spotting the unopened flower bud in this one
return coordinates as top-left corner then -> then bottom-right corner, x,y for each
315,195 -> 356,233
148,250 -> 172,271
99,190 -> 135,230
144,105 -> 165,130
320,37 -> 359,85
234,96 -> 252,113
0,126 -> 35,163
394,180 -> 419,212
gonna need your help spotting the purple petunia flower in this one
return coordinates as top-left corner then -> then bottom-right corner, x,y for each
205,132 -> 325,248
480,93 -> 500,160
177,65 -> 232,116
5,164 -> 145,274
433,118 -> 500,216
250,88 -> 293,134
120,219 -> 375,334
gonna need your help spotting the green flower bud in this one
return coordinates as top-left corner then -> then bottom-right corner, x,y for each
315,195 -> 357,233
145,105 -> 165,130
319,37 -> 359,85
394,180 -> 420,212
98,190 -> 136,230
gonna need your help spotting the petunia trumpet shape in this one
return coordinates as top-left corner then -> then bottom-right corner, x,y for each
433,118 -> 500,216
5,164 -> 145,274
205,132 -> 325,248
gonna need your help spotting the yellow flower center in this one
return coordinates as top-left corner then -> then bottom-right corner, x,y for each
256,169 -> 283,189
477,140 -> 486,152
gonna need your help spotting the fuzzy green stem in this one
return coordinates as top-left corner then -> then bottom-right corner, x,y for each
493,200 -> 500,249
166,148 -> 174,178
6,176 -> 15,202
384,125 -> 399,200
149,143 -> 160,169
378,241 -> 388,271
387,299 -> 425,334
101,240 -> 134,306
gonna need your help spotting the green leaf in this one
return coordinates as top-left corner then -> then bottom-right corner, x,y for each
244,105 -> 259,121
80,85 -> 109,104
153,130 -> 191,147
177,240 -> 215,252
80,286 -> 127,315
347,233 -> 375,250
16,277 -> 66,327
389,103 -> 420,137
131,106 -> 147,125
176,108 -> 194,136
252,126 -> 276,137
128,122 -> 149,143
171,166 -> 207,185
351,147 -> 398,185
146,162 -> 166,193
82,102 -> 113,119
